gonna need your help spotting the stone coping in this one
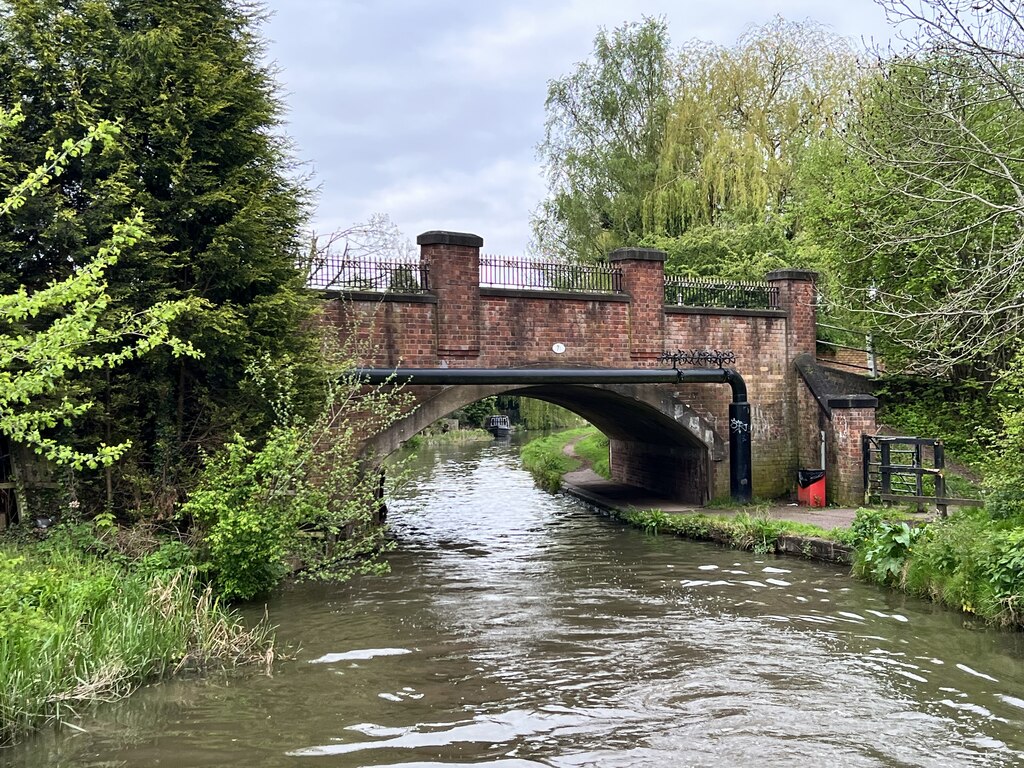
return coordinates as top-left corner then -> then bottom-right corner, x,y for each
480,287 -> 630,302
318,290 -> 437,304
609,247 -> 667,262
417,230 -> 483,248
796,352 -> 878,416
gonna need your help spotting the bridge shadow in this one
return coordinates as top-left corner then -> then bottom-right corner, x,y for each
364,382 -> 723,506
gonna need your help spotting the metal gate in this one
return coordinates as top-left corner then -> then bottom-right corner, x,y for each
862,435 -> 983,516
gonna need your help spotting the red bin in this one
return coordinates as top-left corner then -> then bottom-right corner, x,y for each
797,469 -> 826,507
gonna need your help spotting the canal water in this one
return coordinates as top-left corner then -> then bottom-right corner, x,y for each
8,438 -> 1024,767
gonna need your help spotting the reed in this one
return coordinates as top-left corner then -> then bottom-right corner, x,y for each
0,542 -> 273,745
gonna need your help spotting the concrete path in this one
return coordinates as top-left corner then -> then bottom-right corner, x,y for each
562,467 -> 867,530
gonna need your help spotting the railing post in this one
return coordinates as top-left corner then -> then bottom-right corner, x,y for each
862,433 -> 871,504
914,442 -> 924,513
934,440 -> 947,518
880,441 -> 892,497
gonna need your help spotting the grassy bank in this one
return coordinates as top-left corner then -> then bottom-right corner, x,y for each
0,529 -> 273,745
520,426 -> 612,492
520,428 -> 590,491
573,430 -> 610,478
851,507 -> 1024,628
618,507 -> 852,553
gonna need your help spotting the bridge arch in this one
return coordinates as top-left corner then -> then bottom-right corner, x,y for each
362,380 -> 725,505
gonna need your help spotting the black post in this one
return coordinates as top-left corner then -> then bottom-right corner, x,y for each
729,401 -> 753,503
880,441 -> 892,497
914,442 -> 924,513
934,441 -> 947,518
862,433 -> 871,504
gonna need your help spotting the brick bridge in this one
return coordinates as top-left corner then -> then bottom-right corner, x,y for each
319,231 -> 877,506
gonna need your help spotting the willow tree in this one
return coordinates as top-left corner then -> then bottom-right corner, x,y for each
534,16 -> 858,276
645,18 -> 856,233
641,18 -> 858,278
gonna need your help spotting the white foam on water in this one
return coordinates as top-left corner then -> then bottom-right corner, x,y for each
309,648 -> 413,664
956,664 -> 999,683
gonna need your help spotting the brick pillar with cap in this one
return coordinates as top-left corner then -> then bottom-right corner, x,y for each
418,230 -> 482,364
766,269 -> 818,361
609,247 -> 666,363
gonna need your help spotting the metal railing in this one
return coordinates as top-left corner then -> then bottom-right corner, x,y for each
665,277 -> 779,310
816,322 -> 878,377
480,256 -> 623,293
307,256 -> 430,293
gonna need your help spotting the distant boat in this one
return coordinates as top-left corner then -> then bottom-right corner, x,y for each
485,414 -> 512,438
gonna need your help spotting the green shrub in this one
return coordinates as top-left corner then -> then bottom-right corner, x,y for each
730,512 -> 787,554
183,429 -> 306,601
452,397 -> 498,428
856,520 -> 923,582
980,354 -> 1024,519
520,429 -> 586,492
876,375 -> 994,466
183,359 -> 410,601
850,506 -> 1024,627
848,507 -> 890,546
625,508 -> 671,534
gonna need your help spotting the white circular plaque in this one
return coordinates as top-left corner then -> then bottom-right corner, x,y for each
552,343 -> 566,354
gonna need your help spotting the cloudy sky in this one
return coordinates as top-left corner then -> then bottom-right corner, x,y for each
262,1 -> 897,256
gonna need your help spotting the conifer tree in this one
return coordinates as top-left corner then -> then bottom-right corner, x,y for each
0,0 -> 315,512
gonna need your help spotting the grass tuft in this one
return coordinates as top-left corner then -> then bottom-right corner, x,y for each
0,538 -> 273,745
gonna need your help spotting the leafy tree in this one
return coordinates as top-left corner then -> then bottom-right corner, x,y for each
0,110 -> 200,531
799,0 -> 1024,376
645,221 -> 791,281
535,17 -> 673,260
533,16 -> 857,277
0,0 -> 315,512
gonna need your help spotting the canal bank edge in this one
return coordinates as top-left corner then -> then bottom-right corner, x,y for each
559,473 -> 855,565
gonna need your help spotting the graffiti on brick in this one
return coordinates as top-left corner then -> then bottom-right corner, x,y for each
750,404 -> 779,441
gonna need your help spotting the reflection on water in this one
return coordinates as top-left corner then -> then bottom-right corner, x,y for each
7,438 -> 1024,767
